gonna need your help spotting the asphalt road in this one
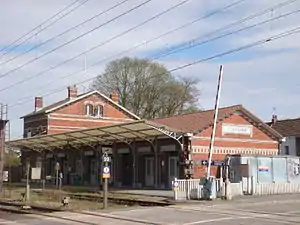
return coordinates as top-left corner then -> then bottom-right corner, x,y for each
1,194 -> 300,224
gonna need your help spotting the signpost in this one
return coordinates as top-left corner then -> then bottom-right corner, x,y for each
102,150 -> 111,209
172,178 -> 179,200
55,162 -> 60,189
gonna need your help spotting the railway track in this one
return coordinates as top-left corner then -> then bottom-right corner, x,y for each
68,193 -> 172,206
0,202 -> 163,225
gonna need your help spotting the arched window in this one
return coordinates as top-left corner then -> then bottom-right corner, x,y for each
95,105 -> 104,117
85,104 -> 94,116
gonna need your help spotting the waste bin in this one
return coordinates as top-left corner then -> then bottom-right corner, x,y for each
201,176 -> 217,200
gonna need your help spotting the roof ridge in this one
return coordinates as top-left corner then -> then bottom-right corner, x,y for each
275,117 -> 300,122
152,104 -> 243,121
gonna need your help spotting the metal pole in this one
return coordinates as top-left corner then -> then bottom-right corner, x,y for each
56,168 -> 59,189
206,65 -> 224,179
103,160 -> 108,209
0,122 -> 4,195
26,163 -> 30,202
103,173 -> 108,209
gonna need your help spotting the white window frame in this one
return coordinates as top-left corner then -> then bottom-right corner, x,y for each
85,104 -> 94,116
95,105 -> 104,117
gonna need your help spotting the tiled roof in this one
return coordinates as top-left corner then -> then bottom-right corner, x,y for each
268,118 -> 300,137
151,105 -> 242,133
151,104 -> 283,140
21,91 -> 140,120
21,95 -> 84,118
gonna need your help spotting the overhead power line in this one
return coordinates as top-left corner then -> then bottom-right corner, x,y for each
0,0 -> 245,93
153,7 -> 300,60
0,0 -> 155,80
152,0 -> 300,59
8,24 -> 300,112
1,0 -> 295,95
0,0 -> 193,89
0,0 -> 90,59
0,0 -> 132,67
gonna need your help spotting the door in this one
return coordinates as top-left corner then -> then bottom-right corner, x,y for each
169,157 -> 178,188
121,154 -> 133,186
145,157 -> 154,187
90,159 -> 97,185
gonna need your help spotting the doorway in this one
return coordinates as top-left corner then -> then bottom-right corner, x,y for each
169,157 -> 178,188
145,157 -> 154,187
121,154 -> 133,186
90,159 -> 97,185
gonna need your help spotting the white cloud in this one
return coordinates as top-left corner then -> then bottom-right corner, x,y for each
1,0 -> 300,138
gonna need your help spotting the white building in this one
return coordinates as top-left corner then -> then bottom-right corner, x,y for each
268,116 -> 300,156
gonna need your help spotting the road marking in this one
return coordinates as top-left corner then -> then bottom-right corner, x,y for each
182,216 -> 252,225
169,205 -> 295,224
109,207 -> 163,214
0,221 -> 18,224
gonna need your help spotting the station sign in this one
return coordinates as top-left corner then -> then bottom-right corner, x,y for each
55,162 -> 60,171
172,181 -> 179,191
194,160 -> 225,166
102,166 -> 111,179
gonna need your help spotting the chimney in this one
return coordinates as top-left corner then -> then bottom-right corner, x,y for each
271,114 -> 278,125
68,85 -> 78,99
110,90 -> 119,103
34,96 -> 43,111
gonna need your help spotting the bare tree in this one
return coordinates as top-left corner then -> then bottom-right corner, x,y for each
91,57 -> 200,119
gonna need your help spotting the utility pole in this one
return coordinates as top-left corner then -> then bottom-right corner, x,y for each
0,104 -> 8,196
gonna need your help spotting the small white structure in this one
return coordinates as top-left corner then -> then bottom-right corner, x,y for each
268,116 -> 300,156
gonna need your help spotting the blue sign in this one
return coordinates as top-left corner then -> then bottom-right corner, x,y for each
258,166 -> 269,172
211,161 -> 225,166
202,160 -> 208,165
194,160 -> 224,166
102,166 -> 110,178
172,181 -> 179,191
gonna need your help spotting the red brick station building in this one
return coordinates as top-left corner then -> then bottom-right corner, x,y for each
7,85 -> 283,189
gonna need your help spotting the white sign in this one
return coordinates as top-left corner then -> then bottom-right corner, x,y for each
3,171 -> 8,182
222,124 -> 252,136
103,166 -> 110,174
31,167 -> 41,180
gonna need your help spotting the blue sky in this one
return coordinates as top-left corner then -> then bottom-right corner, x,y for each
0,0 -> 300,139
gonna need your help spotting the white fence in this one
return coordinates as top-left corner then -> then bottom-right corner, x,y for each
172,177 -> 300,201
252,182 -> 300,195
173,178 -> 223,200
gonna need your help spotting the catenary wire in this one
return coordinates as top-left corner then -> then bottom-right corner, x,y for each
152,0 -> 300,59
0,0 -> 194,90
28,0 -> 296,97
0,0 -> 247,93
8,24 -> 300,112
0,0 -> 132,66
0,0 -> 90,59
153,7 -> 300,60
0,0 -> 156,79
1,0 -> 295,95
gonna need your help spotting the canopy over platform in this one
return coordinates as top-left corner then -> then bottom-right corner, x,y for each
6,120 -> 184,151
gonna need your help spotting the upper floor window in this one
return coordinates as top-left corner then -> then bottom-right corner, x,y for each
95,105 -> 104,117
85,104 -> 94,116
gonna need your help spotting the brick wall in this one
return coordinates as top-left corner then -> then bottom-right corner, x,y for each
191,113 -> 279,178
47,93 -> 136,134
